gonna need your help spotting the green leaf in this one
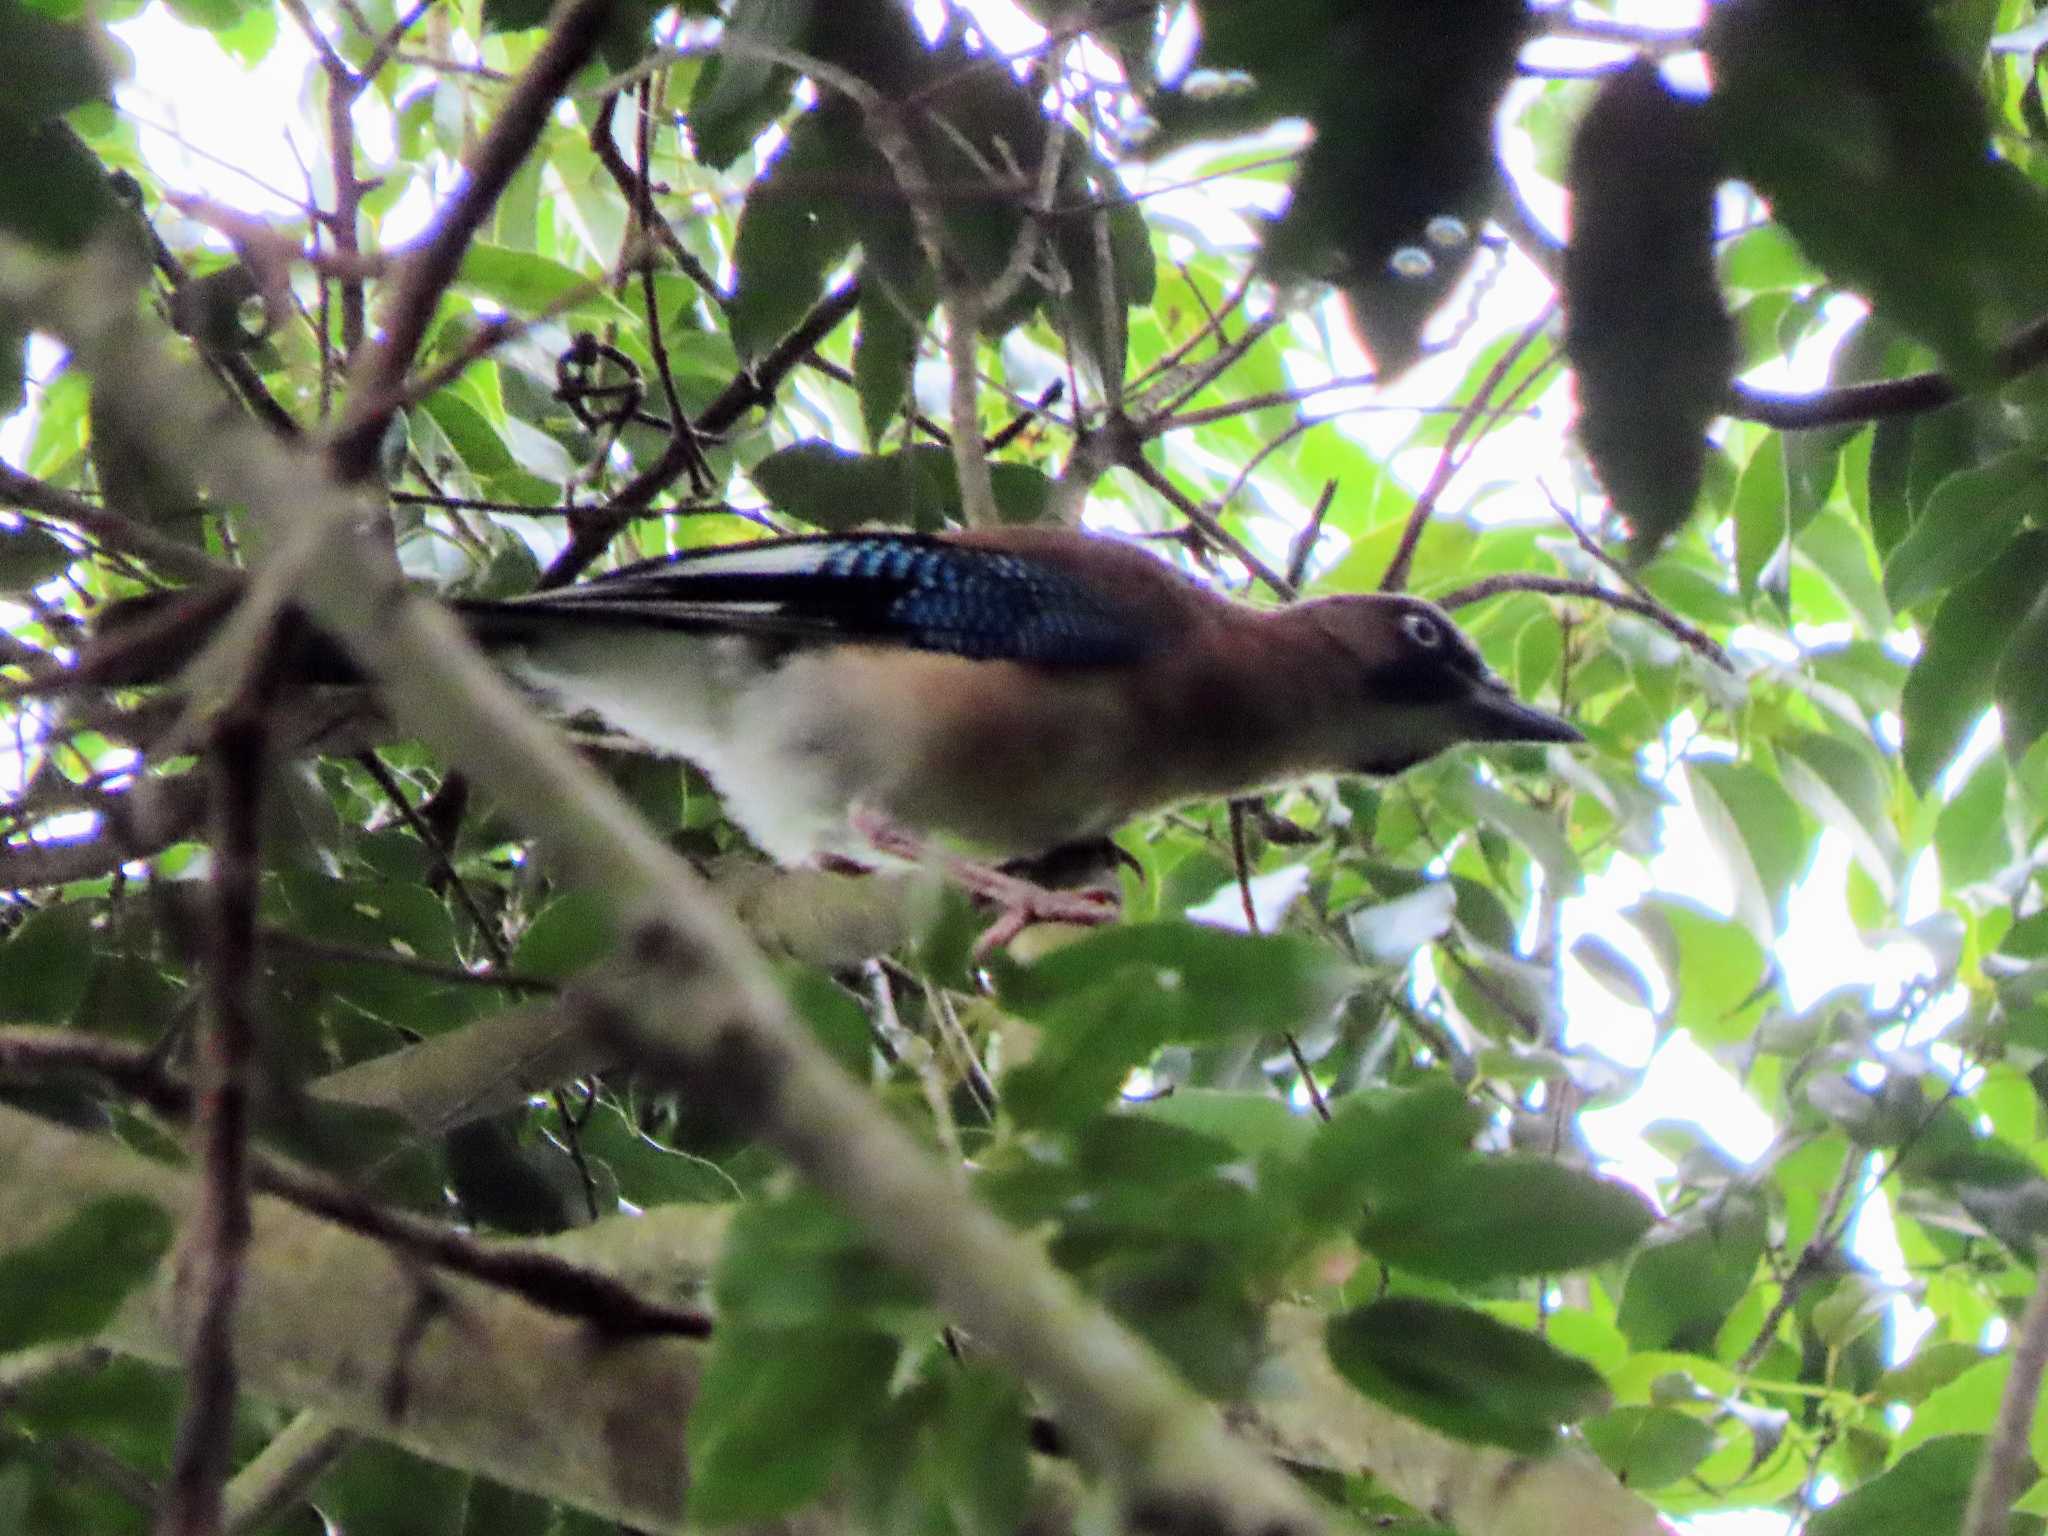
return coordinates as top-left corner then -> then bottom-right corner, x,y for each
1805,1434 -> 2000,1536
0,905 -> 95,1025
1256,0 -> 1525,377
0,0 -> 114,126
853,273 -> 925,445
1326,1298 -> 1609,1454
1570,933 -> 1655,1012
0,120 -> 128,254
751,440 -> 1054,531
1563,60 -> 1733,559
313,1443 -> 470,1536
1867,415 -> 1915,556
1289,1083 -> 1485,1228
510,889 -> 615,980
1623,896 -> 1769,1040
1580,1406 -> 1718,1489
1935,751 -> 2010,888
1128,1088 -> 1317,1164
1998,583 -> 2048,761
714,1188 -> 927,1332
456,245 -> 626,321
996,924 -> 1350,1130
687,0 -> 808,170
1776,730 -> 1900,897
1688,759 -> 1807,939
1732,433 -> 1789,601
933,1366 -> 1031,1536
729,106 -> 860,362
1902,530 -> 2048,792
1617,1190 -> 1766,1351
0,1196 -> 172,1352
479,0 -> 549,31
1355,1158 -> 1654,1282
1707,0 -> 2048,378
1883,451 -> 2048,612
0,523 -> 73,591
687,1326 -> 898,1524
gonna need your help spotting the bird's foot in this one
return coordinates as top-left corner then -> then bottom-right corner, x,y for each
848,810 -> 1121,959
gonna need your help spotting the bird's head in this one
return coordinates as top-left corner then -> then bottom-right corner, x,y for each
1296,593 -> 1584,776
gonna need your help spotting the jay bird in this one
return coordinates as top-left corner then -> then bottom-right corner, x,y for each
91,526 -> 1581,929
445,526 -> 1583,873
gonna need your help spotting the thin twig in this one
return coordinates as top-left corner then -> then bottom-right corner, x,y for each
330,0 -> 622,481
1228,802 -> 1329,1121
1380,305 -> 1556,593
540,281 -> 861,584
222,1414 -> 355,1536
1437,572 -> 1734,672
1962,1249 -> 2048,1536
0,464 -> 230,583
1736,1146 -> 1866,1375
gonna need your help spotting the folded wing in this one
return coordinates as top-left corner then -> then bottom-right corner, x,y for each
458,532 -> 1159,667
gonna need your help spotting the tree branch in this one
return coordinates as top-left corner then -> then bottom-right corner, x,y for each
329,0 -> 621,481
1436,572 -> 1734,672
540,280 -> 861,585
1962,1249 -> 2048,1536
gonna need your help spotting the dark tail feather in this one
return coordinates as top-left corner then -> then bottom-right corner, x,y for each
86,587 -> 367,688
84,590 -> 616,691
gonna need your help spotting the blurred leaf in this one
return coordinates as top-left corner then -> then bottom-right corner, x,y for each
1564,60 -> 1734,558
0,523 -> 73,589
1689,759 -> 1806,939
1581,1406 -> 1718,1489
1883,451 -> 2048,612
1618,1191 -> 1766,1351
512,889 -> 615,980
996,924 -> 1350,1130
752,440 -> 1053,531
1935,752 -> 2010,887
1732,434 -> 1788,602
729,105 -> 860,361
1130,1088 -> 1316,1164
1623,896 -> 1769,1040
0,905 -> 95,1025
0,1196 -> 170,1351
688,0 -> 809,170
1356,1158 -> 1654,1282
714,1187 -> 927,1332
1707,0 -> 2048,377
1805,1434 -> 2003,1536
0,0 -> 113,126
1255,2 -> 1524,376
1327,1297 -> 1609,1453
457,245 -> 627,321
312,1442 -> 470,1536
1902,530 -> 2048,791
688,1326 -> 897,1524
1291,1083 -> 1485,1228
1998,583 -> 2048,761
934,1366 -> 1032,1536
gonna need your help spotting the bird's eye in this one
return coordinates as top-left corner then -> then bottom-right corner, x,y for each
1401,612 -> 1443,649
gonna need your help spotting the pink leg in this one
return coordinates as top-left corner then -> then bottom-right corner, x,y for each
849,809 -> 1120,957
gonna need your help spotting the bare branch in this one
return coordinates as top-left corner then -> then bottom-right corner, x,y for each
1962,1250 -> 2048,1536
330,0 -> 622,482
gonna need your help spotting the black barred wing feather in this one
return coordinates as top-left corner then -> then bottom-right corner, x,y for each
464,534 -> 1155,668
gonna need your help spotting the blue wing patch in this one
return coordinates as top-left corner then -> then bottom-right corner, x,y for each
506,534 -> 1155,668
809,539 -> 1146,664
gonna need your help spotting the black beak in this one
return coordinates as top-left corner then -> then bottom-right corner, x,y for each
1460,678 -> 1585,746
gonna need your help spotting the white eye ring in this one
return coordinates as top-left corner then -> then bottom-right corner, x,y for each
1401,612 -> 1443,649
